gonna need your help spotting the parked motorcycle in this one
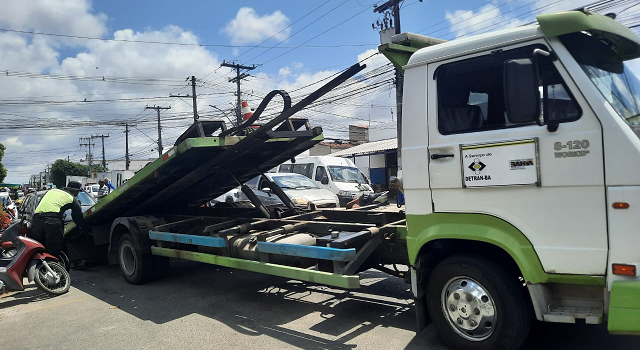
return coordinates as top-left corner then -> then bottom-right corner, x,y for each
0,221 -> 70,295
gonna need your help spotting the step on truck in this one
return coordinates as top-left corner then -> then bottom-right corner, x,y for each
65,10 -> 640,350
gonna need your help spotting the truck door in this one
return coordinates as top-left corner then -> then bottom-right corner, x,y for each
426,43 -> 608,275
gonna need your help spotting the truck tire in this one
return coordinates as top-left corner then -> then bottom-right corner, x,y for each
118,233 -> 153,284
426,255 -> 531,350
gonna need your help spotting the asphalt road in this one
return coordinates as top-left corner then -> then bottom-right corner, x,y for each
1,260 -> 638,350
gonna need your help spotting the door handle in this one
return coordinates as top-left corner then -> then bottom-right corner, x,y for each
430,153 -> 454,160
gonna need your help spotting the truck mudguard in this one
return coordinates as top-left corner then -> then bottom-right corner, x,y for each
406,213 -> 604,286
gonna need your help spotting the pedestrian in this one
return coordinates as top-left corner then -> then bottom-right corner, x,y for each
31,181 -> 88,257
104,177 -> 116,193
97,180 -> 108,198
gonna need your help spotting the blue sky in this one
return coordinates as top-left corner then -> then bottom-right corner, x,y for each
0,0 -> 639,183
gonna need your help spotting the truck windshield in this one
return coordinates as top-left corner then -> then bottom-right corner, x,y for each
562,32 -> 640,137
328,166 -> 366,183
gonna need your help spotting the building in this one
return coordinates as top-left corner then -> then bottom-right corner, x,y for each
106,158 -> 156,172
330,138 -> 398,190
309,141 -> 354,156
309,124 -> 370,156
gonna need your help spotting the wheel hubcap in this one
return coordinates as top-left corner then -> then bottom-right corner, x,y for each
441,277 -> 496,341
120,243 -> 136,276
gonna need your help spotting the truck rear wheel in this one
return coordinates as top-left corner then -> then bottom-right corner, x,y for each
118,233 -> 153,284
426,255 -> 531,350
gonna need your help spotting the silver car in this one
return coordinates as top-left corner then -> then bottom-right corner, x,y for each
240,173 -> 339,208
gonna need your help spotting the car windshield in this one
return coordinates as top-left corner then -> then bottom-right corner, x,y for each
328,166 -> 366,183
76,191 -> 96,206
563,32 -> 640,139
272,175 -> 319,189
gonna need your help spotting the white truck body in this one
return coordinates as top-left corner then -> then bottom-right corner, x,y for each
378,9 -> 640,349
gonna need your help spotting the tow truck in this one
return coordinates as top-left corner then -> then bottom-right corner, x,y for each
65,10 -> 640,350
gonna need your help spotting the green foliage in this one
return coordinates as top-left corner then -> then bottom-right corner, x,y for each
0,144 -> 7,183
50,159 -> 106,188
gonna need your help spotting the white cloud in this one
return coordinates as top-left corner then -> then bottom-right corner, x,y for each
0,2 -> 240,183
2,0 -> 107,46
278,67 -> 291,76
445,4 -> 524,38
222,7 -> 290,45
2,137 -> 23,148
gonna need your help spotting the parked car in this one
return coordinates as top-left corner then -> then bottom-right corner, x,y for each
19,190 -> 95,234
277,156 -> 373,206
18,190 -> 48,234
239,173 -> 339,208
84,183 -> 100,198
62,190 -> 96,222
210,187 -> 243,204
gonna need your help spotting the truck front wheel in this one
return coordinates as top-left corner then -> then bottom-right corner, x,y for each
118,233 -> 153,284
426,255 -> 531,350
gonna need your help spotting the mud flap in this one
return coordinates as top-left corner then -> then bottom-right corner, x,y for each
412,266 -> 431,331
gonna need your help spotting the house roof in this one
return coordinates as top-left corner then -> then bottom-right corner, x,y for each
317,142 -> 354,149
330,138 -> 397,157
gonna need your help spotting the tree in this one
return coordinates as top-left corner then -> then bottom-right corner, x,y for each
50,159 -> 105,188
0,144 -> 7,183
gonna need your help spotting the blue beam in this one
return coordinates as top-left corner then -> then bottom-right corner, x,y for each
257,241 -> 356,261
149,231 -> 226,248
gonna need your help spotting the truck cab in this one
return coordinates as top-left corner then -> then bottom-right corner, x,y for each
382,10 -> 640,350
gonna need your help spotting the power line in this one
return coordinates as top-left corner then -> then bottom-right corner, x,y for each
0,27 -> 378,48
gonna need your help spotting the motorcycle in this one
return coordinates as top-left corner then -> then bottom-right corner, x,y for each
0,221 -> 70,295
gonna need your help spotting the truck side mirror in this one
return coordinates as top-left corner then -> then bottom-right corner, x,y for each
321,176 -> 329,185
503,58 -> 540,124
262,187 -> 272,196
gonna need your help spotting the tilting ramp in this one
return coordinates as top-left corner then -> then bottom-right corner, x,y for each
67,63 -> 366,232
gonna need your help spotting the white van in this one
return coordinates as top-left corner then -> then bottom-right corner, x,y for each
278,156 -> 373,206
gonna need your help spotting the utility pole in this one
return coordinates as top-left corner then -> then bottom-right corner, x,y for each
79,137 -> 95,177
170,76 -> 198,123
220,61 -> 257,125
145,106 -> 171,157
123,123 -> 135,170
374,0 -> 412,169
91,134 -> 110,169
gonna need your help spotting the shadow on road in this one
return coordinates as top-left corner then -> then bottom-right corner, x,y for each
71,260 -> 432,350
68,260 -> 639,350
0,283 -> 64,308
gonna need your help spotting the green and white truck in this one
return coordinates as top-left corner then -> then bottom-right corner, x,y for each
66,10 -> 640,350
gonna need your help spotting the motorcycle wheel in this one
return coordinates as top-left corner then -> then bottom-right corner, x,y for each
57,251 -> 71,272
34,261 -> 71,295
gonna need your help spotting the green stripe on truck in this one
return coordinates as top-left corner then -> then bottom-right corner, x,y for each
152,246 -> 360,289
405,213 -> 605,286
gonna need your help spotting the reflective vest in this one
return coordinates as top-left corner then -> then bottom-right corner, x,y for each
34,189 -> 74,214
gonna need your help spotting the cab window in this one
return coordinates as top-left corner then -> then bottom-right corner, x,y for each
436,44 -> 581,134
315,166 -> 327,181
279,164 -> 292,172
291,163 -> 313,178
